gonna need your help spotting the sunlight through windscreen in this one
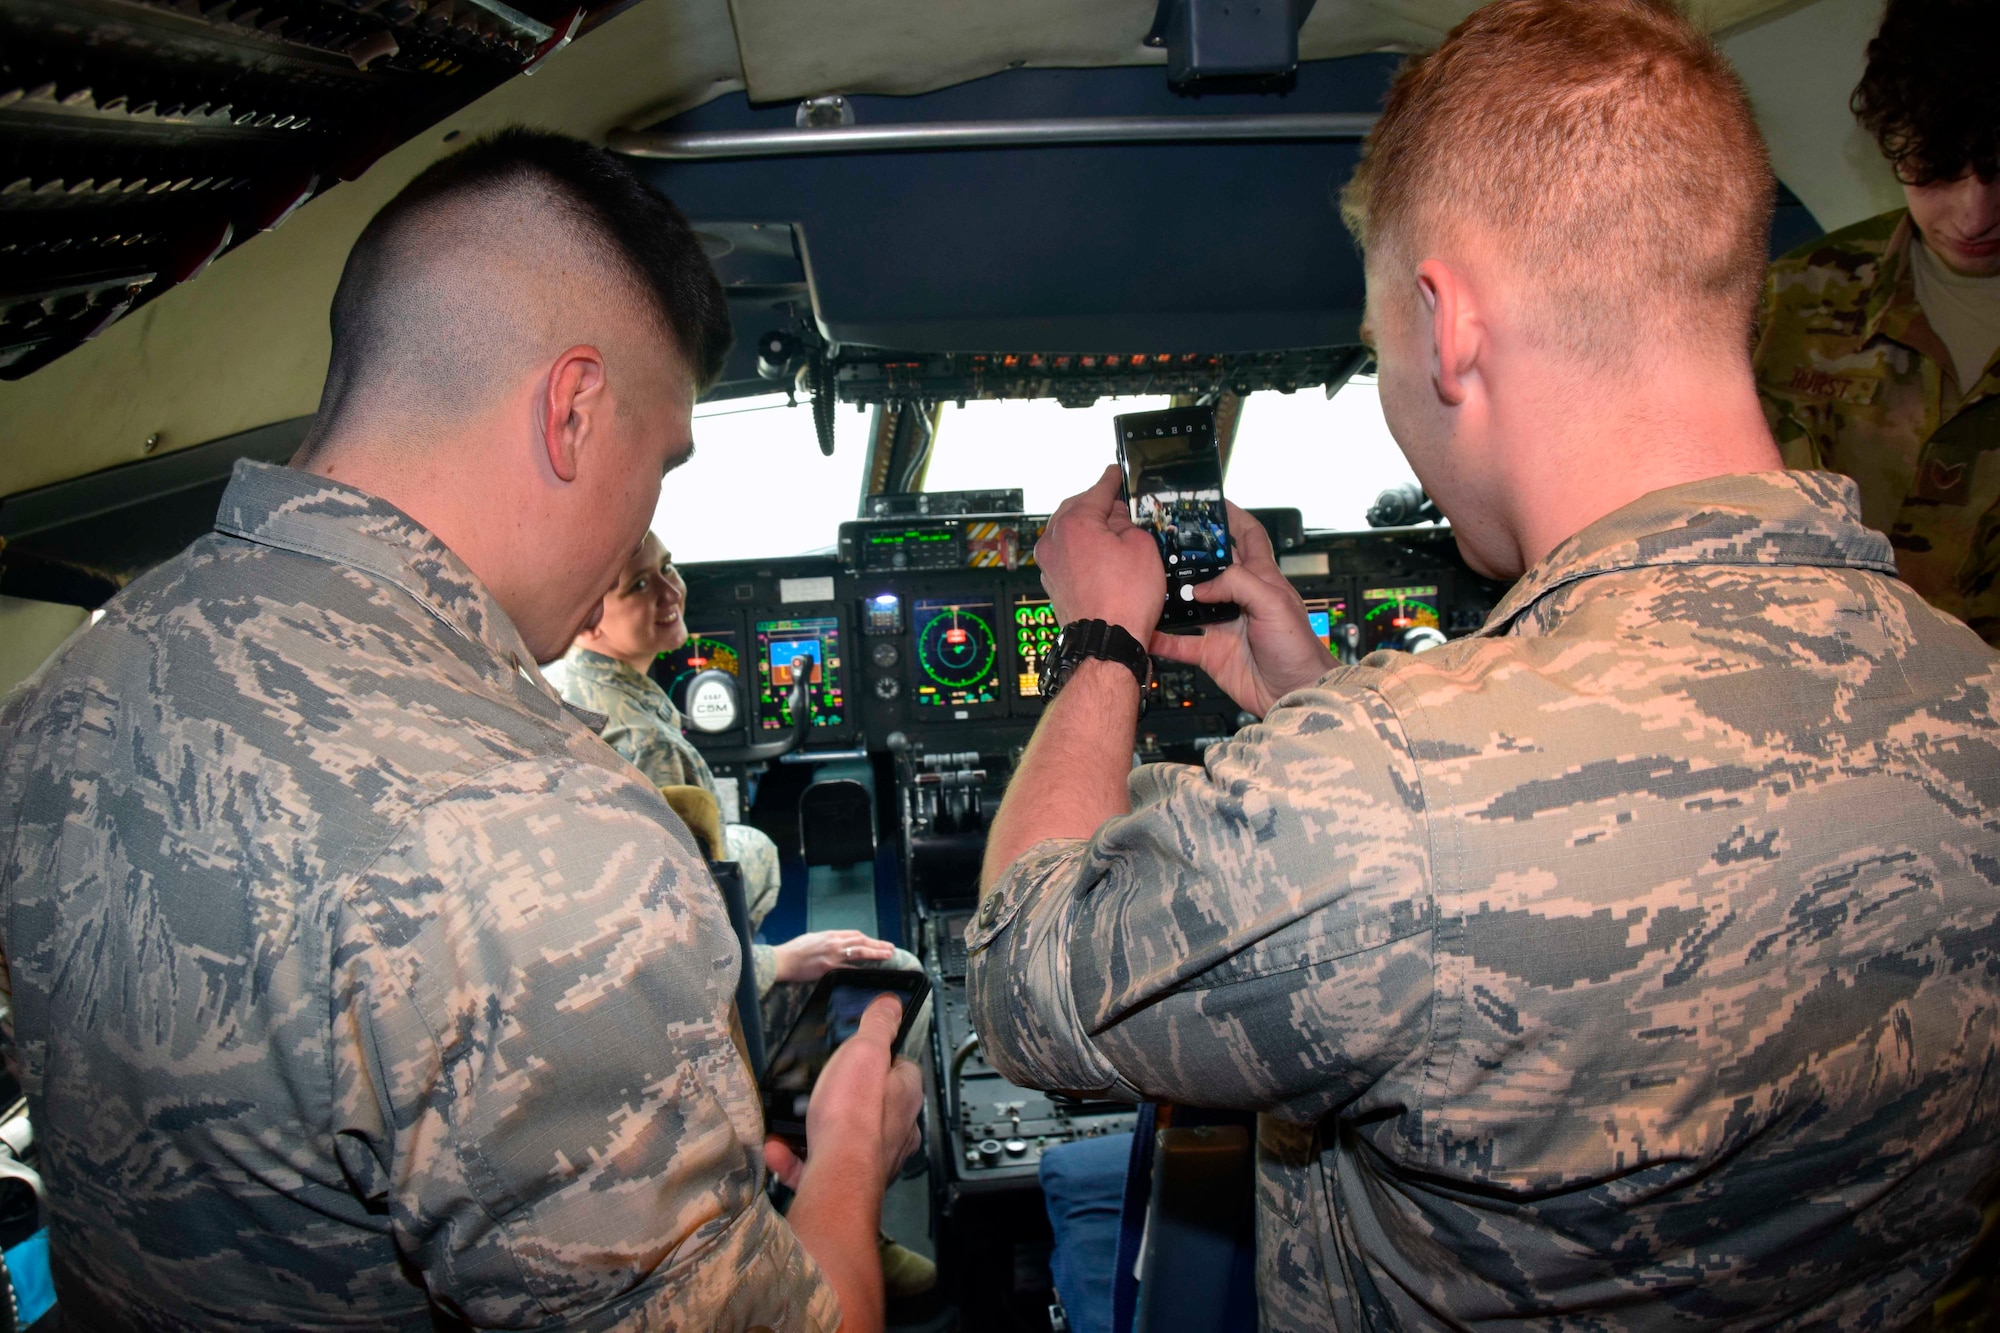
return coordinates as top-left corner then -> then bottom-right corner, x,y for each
1225,379 -> 1419,532
922,396 -> 1174,512
653,395 -> 871,563
654,381 -> 1423,566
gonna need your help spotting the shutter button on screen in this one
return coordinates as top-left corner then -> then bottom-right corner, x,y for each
1178,584 -> 1195,602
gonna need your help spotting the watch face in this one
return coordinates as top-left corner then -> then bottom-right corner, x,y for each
1037,625 -> 1069,699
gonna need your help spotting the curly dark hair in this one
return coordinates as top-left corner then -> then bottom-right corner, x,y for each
1851,0 -> 2000,186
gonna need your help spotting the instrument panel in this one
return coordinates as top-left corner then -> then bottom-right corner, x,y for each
656,521 -> 1504,757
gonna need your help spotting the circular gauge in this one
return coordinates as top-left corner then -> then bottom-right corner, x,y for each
665,636 -> 741,708
1362,596 -> 1442,652
916,604 -> 998,690
871,640 -> 901,668
875,676 -> 901,700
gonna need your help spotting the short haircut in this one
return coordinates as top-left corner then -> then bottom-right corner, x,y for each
1852,0 -> 1999,188
1340,0 -> 1774,365
318,128 -> 731,432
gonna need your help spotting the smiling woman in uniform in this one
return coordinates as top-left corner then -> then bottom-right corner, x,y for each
560,532 -> 904,992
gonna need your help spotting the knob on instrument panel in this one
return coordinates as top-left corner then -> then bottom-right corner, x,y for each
978,1138 -> 1004,1166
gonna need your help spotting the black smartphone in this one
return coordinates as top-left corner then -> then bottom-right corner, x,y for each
759,968 -> 932,1152
1115,405 -> 1241,632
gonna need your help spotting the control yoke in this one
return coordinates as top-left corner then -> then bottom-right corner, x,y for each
695,654 -> 816,765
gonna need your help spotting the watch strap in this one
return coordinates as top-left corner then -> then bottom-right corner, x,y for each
1040,618 -> 1152,710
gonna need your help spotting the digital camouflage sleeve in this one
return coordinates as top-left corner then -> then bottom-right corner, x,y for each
970,469 -> 2000,1332
0,461 -> 838,1332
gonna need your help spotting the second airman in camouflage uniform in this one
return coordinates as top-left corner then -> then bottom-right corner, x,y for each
971,470 -> 2000,1330
1757,210 -> 2000,640
1754,0 -> 2000,644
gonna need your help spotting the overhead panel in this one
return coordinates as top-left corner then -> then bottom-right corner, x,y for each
632,61 -> 1396,357
0,0 -> 633,380
725,0 -> 1808,103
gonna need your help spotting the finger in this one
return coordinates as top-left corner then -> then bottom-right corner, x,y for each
1191,564 -> 1294,615
847,991 -> 906,1056
764,1137 -> 805,1191
887,1058 -> 925,1124
1049,468 -> 1117,529
1087,462 -> 1124,502
1147,630 -> 1211,665
1223,501 -> 1278,568
887,1060 -> 925,1167
856,942 -> 896,960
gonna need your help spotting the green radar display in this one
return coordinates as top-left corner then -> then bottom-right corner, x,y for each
914,598 -> 1000,708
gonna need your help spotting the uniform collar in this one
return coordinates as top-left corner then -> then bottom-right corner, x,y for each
1482,470 -> 1898,636
213,460 -> 569,710
565,645 -> 665,700
1858,212 -> 1922,347
1860,212 -> 1963,383
563,646 -> 679,724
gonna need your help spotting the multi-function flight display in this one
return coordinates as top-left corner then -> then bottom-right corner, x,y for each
1012,599 -> 1060,698
912,598 -> 1001,709
756,615 -> 846,729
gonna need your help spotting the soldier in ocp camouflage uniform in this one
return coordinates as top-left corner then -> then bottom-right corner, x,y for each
971,2 -> 2000,1329
1755,0 -> 2000,642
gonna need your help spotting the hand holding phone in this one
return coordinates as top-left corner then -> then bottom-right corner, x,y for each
760,968 -> 931,1156
1115,406 -> 1242,633
1147,500 -> 1337,718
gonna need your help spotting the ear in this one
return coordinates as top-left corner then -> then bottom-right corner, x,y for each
1415,260 -> 1481,407
540,345 -> 608,484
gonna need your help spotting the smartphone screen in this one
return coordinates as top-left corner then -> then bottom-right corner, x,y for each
1115,405 -> 1240,629
760,968 -> 931,1150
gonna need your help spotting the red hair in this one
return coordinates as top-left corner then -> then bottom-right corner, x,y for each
1342,0 -> 1774,363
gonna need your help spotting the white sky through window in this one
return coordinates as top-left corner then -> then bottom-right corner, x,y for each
655,380 -> 1420,565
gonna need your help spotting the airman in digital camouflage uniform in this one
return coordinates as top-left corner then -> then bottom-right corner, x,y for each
0,130 -> 921,1331
555,533 -> 795,991
555,536 -> 932,1081
971,3 -> 2000,1330
1755,0 -> 2000,642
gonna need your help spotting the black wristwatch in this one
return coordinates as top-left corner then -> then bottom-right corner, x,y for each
1039,619 -> 1153,713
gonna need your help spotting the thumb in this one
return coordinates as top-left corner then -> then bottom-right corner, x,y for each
848,991 -> 906,1057
764,1136 -> 804,1191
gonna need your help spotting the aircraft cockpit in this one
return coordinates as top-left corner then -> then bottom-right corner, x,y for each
0,0 -> 1964,1329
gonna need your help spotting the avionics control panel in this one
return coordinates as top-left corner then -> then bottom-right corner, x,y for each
930,910 -> 1138,1186
655,528 -> 1503,760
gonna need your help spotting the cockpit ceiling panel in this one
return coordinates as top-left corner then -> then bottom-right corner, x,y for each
726,0 -> 1809,102
638,61 -> 1391,357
